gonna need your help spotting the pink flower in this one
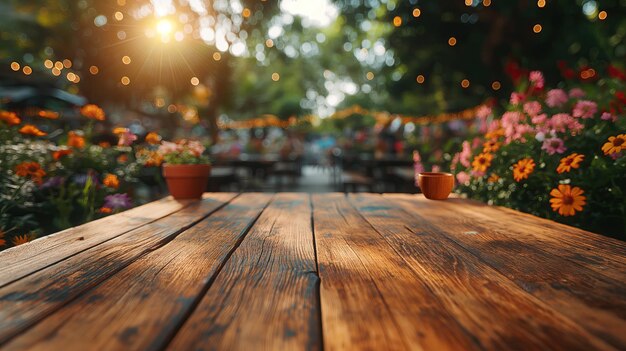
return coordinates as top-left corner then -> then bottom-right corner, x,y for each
450,153 -> 460,172
531,113 -> 548,125
476,105 -> 492,119
501,111 -> 533,143
486,120 -> 500,134
459,141 -> 472,168
413,150 -> 425,174
601,112 -> 617,122
187,140 -> 206,156
548,113 -> 583,134
529,71 -> 544,89
117,130 -> 138,146
523,101 -> 542,116
158,141 -> 180,155
471,170 -> 485,178
545,89 -> 568,108
569,88 -> 585,98
456,171 -> 470,185
510,92 -> 525,105
542,137 -> 566,155
572,100 -> 597,119
431,165 -> 441,172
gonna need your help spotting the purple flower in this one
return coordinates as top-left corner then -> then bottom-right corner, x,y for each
103,193 -> 132,210
73,173 -> 99,186
40,176 -> 65,189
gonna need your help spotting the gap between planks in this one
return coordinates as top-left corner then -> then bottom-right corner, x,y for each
0,194 -> 236,288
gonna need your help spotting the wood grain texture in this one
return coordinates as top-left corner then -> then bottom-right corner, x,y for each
313,193 -> 480,351
433,196 -> 626,281
387,193 -> 626,349
349,193 -> 616,351
0,196 -> 194,287
0,193 -> 237,345
168,193 -> 320,351
1,193 -> 272,351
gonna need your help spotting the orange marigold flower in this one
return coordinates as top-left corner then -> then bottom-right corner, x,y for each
53,149 -> 73,160
15,162 -> 46,184
80,104 -> 105,121
38,110 -> 59,119
19,124 -> 47,137
512,158 -> 535,182
601,134 -> 626,155
117,154 -> 128,163
12,234 -> 34,246
487,173 -> 500,183
145,132 -> 162,145
67,131 -> 85,149
0,111 -> 21,126
485,128 -> 505,140
557,153 -> 585,174
550,185 -> 586,217
99,207 -> 113,214
113,127 -> 128,134
103,174 -> 120,189
483,140 -> 501,153
0,230 -> 6,247
472,153 -> 493,173
99,141 -> 111,148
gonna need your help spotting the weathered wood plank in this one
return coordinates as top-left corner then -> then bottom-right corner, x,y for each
387,193 -> 626,349
1,193 -> 272,351
313,193 -> 480,351
349,193 -> 615,350
0,193 -> 237,345
168,193 -> 320,351
0,196 -> 195,287
429,196 -> 626,281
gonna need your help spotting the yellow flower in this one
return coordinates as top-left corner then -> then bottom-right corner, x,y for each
601,134 -> 625,155
472,152 -> 493,173
557,153 -> 584,174
12,234 -> 34,246
103,174 -> 120,189
550,185 -> 586,217
19,124 -> 47,137
80,104 -> 105,121
0,111 -> 21,126
483,140 -> 501,153
67,131 -> 85,149
512,158 -> 535,182
145,132 -> 162,145
487,173 -> 500,183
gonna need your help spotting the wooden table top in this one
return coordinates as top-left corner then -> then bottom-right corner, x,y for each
0,193 -> 624,351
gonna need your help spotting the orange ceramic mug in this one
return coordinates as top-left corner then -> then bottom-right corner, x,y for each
417,172 -> 454,200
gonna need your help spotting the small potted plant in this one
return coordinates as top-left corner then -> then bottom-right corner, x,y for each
158,139 -> 211,199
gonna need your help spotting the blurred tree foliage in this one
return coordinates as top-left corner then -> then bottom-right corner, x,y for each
1,0 -> 625,132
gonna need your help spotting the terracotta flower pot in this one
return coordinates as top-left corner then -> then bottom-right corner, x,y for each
417,172 -> 454,200
162,164 -> 211,200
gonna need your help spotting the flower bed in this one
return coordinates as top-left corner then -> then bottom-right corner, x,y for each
452,68 -> 626,239
0,105 -> 165,250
